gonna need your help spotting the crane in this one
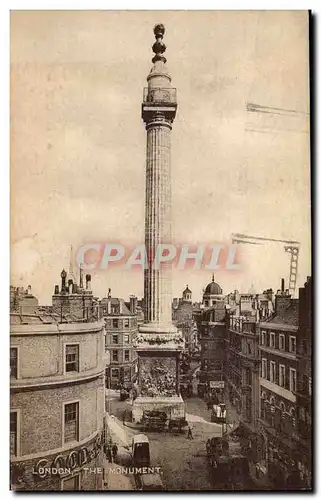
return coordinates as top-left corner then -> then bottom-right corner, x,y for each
231,233 -> 300,295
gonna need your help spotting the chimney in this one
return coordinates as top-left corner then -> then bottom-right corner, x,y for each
129,295 -> 137,314
281,278 -> 285,293
86,274 -> 91,291
79,264 -> 84,289
108,288 -> 111,299
27,285 -> 32,295
107,298 -> 112,315
275,279 -> 292,315
266,288 -> 274,302
54,285 -> 59,295
61,269 -> 67,293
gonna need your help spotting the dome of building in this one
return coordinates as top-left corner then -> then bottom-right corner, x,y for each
204,275 -> 223,295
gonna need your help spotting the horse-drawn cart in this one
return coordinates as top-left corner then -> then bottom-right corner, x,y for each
141,410 -> 167,432
168,417 -> 188,433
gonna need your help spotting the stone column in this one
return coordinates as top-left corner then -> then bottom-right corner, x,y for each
132,24 -> 185,422
144,121 -> 172,326
140,24 -> 178,335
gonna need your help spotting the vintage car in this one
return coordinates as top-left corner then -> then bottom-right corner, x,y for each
132,434 -> 150,468
206,428 -> 250,488
134,473 -> 165,491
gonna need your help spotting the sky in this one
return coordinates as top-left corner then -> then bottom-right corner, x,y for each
10,10 -> 311,304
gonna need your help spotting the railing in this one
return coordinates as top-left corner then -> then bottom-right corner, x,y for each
143,87 -> 177,105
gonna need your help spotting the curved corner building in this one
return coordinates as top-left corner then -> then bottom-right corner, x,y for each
10,275 -> 105,491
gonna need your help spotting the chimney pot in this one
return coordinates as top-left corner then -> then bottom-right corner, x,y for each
281,278 -> 285,293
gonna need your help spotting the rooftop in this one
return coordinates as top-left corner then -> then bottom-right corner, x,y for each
100,297 -> 133,316
10,306 -> 100,325
264,299 -> 299,327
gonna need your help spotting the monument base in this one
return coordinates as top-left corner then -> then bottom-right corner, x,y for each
132,395 -> 185,423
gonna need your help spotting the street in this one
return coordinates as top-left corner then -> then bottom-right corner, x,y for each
106,390 -> 253,491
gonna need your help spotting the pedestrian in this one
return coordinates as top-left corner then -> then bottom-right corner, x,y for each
187,425 -> 193,439
112,443 -> 118,462
104,443 -> 112,463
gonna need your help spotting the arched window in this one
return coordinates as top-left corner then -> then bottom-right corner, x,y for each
280,402 -> 285,412
270,396 -> 275,406
261,391 -> 267,400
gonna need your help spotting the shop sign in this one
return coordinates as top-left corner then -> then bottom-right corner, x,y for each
11,431 -> 103,486
209,381 -> 224,389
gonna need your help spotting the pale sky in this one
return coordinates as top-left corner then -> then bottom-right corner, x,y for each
10,10 -> 311,304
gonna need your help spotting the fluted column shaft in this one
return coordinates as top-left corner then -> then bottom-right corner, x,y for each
144,119 -> 172,326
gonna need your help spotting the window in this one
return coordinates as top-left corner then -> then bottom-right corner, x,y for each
112,350 -> 119,362
111,368 -> 119,378
261,358 -> 267,379
10,411 -> 17,456
245,368 -> 251,385
124,334 -> 130,344
290,368 -> 297,392
279,334 -> 285,350
261,331 -> 266,346
290,407 -> 296,427
260,394 -> 266,419
247,342 -> 252,355
64,402 -> 79,443
65,345 -> 79,372
279,364 -> 285,388
289,336 -> 296,353
124,319 -> 129,328
10,348 -> 18,378
299,406 -> 305,421
269,332 -> 275,349
112,319 -> 119,328
62,474 -> 81,491
112,334 -> 118,344
270,361 -> 276,383
124,350 -> 129,362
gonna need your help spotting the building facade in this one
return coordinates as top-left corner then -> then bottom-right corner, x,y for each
101,292 -> 138,389
257,280 -> 300,489
198,276 -> 226,394
295,277 -> 312,488
172,286 -> 194,349
10,277 -> 105,491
